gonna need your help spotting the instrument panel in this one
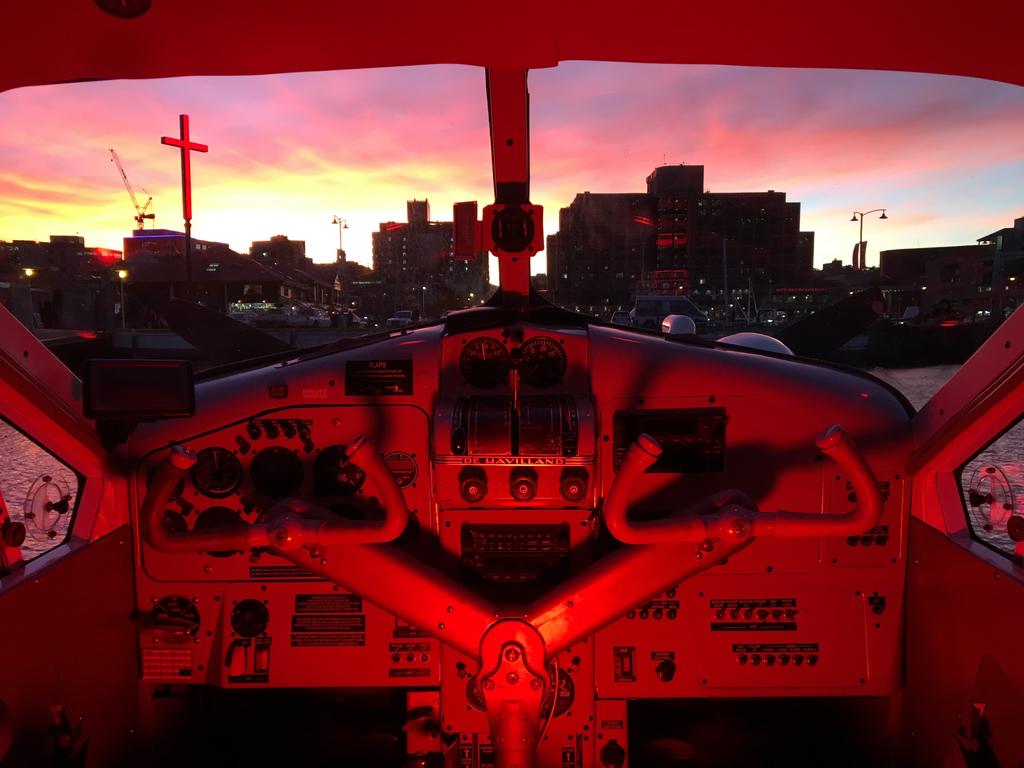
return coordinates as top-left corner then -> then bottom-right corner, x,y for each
138,405 -> 430,582
126,316 -> 913,767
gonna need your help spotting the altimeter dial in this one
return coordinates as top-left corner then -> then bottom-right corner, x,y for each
190,447 -> 243,498
459,336 -> 510,389
519,336 -> 567,388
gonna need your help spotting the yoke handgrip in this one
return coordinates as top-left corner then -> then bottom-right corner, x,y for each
604,425 -> 883,544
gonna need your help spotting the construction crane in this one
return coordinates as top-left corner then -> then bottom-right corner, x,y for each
108,148 -> 155,229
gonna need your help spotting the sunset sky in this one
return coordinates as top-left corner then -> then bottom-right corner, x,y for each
1,62 -> 1022,276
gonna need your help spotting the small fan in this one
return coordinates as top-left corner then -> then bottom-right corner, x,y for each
966,464 -> 1016,534
21,475 -> 73,542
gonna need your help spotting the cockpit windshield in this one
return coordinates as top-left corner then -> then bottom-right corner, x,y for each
2,63 -> 1021,369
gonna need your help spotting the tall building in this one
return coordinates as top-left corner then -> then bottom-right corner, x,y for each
546,192 -> 656,312
407,200 -> 430,227
372,199 -> 488,316
547,165 -> 815,316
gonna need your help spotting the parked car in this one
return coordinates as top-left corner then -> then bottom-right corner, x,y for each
610,310 -> 631,326
385,309 -> 416,329
330,307 -> 368,328
253,305 -> 290,327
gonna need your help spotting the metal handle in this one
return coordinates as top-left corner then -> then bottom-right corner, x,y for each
603,425 -> 883,544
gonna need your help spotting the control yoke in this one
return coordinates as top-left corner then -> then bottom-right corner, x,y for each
605,424 -> 883,544
140,426 -> 878,768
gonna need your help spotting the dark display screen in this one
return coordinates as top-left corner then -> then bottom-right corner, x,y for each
83,359 -> 195,419
613,408 -> 726,473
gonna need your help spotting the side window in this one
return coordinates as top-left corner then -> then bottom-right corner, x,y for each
959,417 -> 1024,563
0,416 -> 82,563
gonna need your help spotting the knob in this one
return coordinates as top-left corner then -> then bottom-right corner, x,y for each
599,739 -> 626,768
1008,515 -> 1024,542
560,472 -> 588,502
510,470 -> 537,501
655,659 -> 676,682
1,521 -> 26,548
460,473 -> 487,503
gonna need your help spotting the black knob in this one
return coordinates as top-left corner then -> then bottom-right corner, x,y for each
460,474 -> 487,503
599,739 -> 626,768
510,470 -> 537,502
655,659 -> 676,682
1,520 -> 27,548
560,472 -> 588,502
1008,515 -> 1024,542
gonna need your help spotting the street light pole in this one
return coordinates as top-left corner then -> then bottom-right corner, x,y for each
331,215 -> 348,261
117,268 -> 128,328
850,208 -> 888,270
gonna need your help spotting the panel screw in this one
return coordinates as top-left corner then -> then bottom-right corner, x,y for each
504,647 -> 521,662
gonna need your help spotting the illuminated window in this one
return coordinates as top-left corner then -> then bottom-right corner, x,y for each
0,416 -> 82,563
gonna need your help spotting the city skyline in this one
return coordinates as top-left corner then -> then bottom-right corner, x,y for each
1,62 -> 1022,274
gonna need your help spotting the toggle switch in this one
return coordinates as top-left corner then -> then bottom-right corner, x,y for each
254,641 -> 271,673
226,640 -> 248,677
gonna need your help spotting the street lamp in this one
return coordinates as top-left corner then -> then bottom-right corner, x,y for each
850,209 -> 888,269
117,268 -> 128,328
331,215 -> 349,259
420,285 -> 427,318
23,267 -> 35,278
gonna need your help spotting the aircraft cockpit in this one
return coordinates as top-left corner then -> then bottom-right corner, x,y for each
2,5 -> 1024,767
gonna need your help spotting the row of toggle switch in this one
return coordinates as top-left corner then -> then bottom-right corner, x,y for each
715,607 -> 797,621
736,653 -> 818,667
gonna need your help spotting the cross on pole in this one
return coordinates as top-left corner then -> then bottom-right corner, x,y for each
161,114 -> 208,294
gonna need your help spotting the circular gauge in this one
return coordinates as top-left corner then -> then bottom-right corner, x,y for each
384,451 -> 418,488
231,599 -> 270,638
313,445 -> 366,497
459,336 -> 510,389
190,447 -> 243,498
249,446 -> 304,499
519,336 -> 568,388
150,595 -> 200,637
194,506 -> 243,557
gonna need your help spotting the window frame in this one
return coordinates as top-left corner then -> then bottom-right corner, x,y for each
0,413 -> 86,564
